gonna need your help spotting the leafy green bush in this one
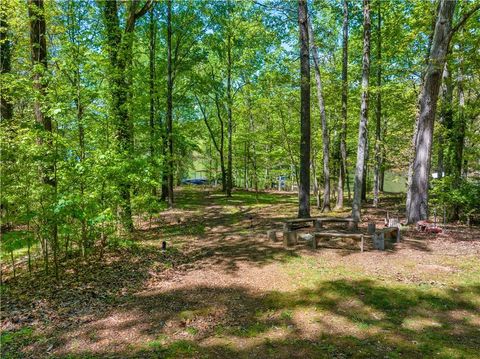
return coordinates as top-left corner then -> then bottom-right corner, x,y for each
431,176 -> 480,222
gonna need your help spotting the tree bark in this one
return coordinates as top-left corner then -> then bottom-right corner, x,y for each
436,62 -> 453,179
279,108 -> 299,187
361,148 -> 368,202
226,32 -> 233,197
406,0 -> 456,223
336,0 -> 348,210
450,40 -> 465,220
214,93 -> 227,191
352,0 -> 371,222
298,0 -> 310,218
166,0 -> 174,207
197,94 -> 226,191
149,8 -> 157,197
64,0 -> 90,256
379,117 -> 386,191
102,0 -> 152,230
0,3 -> 13,121
308,20 -> 330,212
373,1 -> 382,207
247,95 -> 259,193
29,0 -> 59,279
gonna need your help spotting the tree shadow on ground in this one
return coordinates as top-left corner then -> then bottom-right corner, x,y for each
3,189 -> 479,358
12,279 -> 478,358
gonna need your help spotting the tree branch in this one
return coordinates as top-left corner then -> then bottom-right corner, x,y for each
135,0 -> 154,20
450,3 -> 480,36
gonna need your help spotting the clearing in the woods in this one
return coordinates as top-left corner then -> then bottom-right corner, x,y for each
2,187 -> 480,358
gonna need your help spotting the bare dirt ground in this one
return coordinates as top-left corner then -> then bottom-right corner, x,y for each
1,188 -> 479,358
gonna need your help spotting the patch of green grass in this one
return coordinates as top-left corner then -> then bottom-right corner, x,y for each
147,339 -> 163,349
185,327 -> 199,335
0,327 -> 40,359
178,307 -> 213,321
108,237 -> 138,250
280,310 -> 293,321
233,322 -> 271,338
0,327 -> 33,347
214,324 -> 228,336
165,340 -> 199,357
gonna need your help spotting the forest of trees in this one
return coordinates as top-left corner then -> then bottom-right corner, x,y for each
1,0 -> 479,278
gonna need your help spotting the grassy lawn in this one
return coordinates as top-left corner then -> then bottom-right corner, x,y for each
1,187 -> 479,358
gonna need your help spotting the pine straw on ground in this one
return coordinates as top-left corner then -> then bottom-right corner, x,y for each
1,188 -> 479,358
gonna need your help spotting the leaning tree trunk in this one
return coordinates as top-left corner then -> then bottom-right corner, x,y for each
308,20 -> 330,212
373,1 -> 382,207
29,0 -> 59,279
336,0 -> 349,210
297,0 -> 311,218
352,0 -> 371,222
406,0 -> 456,224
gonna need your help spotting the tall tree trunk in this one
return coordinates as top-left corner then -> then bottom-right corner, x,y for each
436,63 -> 452,179
197,94 -> 226,191
110,0 -> 133,231
149,8 -> 157,197
373,1 -> 382,207
336,0 -> 348,210
160,116 -> 169,200
279,108 -> 299,186
406,0 -> 456,224
247,96 -> 259,193
29,0 -> 59,279
158,108 -> 169,200
450,40 -> 465,220
226,33 -> 233,197
0,3 -> 13,121
243,141 -> 248,189
308,20 -> 330,212
361,147 -> 368,202
76,82 -> 87,254
213,93 -> 227,191
452,56 -> 465,183
379,118 -> 386,191
298,0 -> 310,218
103,0 -> 153,227
311,148 -> 320,208
166,0 -> 174,207
352,0 -> 371,222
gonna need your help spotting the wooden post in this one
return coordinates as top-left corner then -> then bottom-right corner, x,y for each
396,225 -> 401,243
315,219 -> 323,231
367,222 -> 376,234
311,234 -> 317,249
348,220 -> 358,231
360,235 -> 364,252
267,230 -> 277,242
373,232 -> 384,250
283,230 -> 297,247
388,217 -> 399,227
